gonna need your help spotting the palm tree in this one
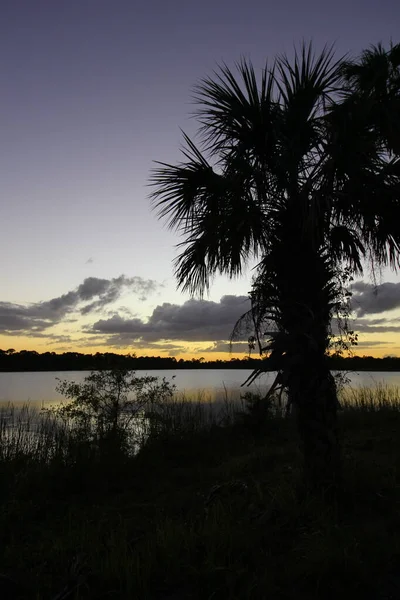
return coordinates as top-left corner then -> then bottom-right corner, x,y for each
150,43 -> 400,493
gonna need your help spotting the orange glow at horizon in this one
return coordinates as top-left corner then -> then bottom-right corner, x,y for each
0,333 -> 399,360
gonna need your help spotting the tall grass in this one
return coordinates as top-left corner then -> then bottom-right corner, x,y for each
1,383 -> 400,475
145,389 -> 239,437
339,383 -> 400,412
1,383 -> 400,466
0,391 -> 239,468
0,403 -> 72,463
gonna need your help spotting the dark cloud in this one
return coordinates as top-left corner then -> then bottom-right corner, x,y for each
90,295 -> 251,343
351,281 -> 400,317
353,317 -> 400,334
101,337 -> 187,353
91,286 -> 400,349
0,275 -> 161,335
104,306 -> 135,318
0,304 -> 50,332
69,333 -> 188,356
203,341 -> 252,354
355,340 -> 390,347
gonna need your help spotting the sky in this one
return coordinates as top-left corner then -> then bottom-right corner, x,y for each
0,0 -> 399,359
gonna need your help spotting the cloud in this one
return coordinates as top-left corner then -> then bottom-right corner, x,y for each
4,276 -> 400,353
99,337 -> 187,353
0,275 -> 161,335
351,281 -> 400,316
91,295 -> 251,343
355,340 -> 391,347
203,341 -> 252,354
352,317 -> 400,334
0,304 -> 50,332
90,285 -> 400,349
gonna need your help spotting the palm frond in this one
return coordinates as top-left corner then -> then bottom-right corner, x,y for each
276,43 -> 343,106
192,58 -> 277,152
149,134 -> 217,231
150,134 -> 270,295
328,225 -> 365,273
340,43 -> 400,154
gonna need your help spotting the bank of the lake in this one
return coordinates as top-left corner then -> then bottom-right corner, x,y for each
1,382 -> 400,599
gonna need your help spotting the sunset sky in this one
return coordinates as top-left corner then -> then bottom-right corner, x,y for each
1,0 -> 399,359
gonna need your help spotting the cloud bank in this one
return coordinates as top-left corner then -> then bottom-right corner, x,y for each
351,281 -> 400,317
90,295 -> 251,344
0,276 -> 160,335
2,277 -> 400,354
89,282 -> 400,347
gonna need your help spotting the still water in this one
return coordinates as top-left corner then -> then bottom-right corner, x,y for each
1,369 -> 400,407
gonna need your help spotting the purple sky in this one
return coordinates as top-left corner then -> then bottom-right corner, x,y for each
0,0 -> 399,356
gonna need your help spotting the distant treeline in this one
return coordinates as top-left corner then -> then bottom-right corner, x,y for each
0,349 -> 399,372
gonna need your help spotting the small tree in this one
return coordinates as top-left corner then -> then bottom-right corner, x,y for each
45,369 -> 176,454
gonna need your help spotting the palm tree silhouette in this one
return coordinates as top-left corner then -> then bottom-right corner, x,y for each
150,43 -> 400,492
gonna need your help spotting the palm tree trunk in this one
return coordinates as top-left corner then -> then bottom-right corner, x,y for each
275,227 -> 342,495
289,358 -> 341,495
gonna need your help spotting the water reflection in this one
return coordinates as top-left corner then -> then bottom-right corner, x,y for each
1,369 -> 400,408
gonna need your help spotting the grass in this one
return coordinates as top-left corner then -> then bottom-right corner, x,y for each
340,382 -> 400,411
1,385 -> 400,599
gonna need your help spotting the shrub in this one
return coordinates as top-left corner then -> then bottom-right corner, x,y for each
234,391 -> 277,433
44,369 -> 176,456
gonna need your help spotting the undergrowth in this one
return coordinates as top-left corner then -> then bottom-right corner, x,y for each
0,384 -> 400,599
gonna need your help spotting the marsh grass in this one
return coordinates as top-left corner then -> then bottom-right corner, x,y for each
340,382 -> 400,411
2,382 -> 397,463
1,384 -> 400,599
0,403 -> 72,463
144,389 -> 240,437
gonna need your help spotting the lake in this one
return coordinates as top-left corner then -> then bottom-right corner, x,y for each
1,369 -> 400,407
